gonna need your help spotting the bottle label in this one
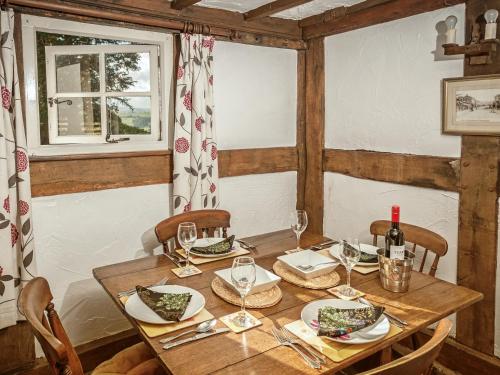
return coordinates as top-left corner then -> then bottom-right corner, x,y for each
390,245 -> 405,260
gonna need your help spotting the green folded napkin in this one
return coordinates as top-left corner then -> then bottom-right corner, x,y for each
317,306 -> 384,338
136,285 -> 192,322
191,235 -> 235,255
360,251 -> 378,263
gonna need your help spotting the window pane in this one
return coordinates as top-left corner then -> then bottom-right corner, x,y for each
107,97 -> 151,135
55,54 -> 99,92
57,97 -> 101,136
105,52 -> 151,92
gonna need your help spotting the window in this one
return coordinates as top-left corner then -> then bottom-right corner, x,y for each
22,15 -> 172,156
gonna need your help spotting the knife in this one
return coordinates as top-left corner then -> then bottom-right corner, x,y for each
163,328 -> 230,350
310,240 -> 338,250
358,297 -> 408,326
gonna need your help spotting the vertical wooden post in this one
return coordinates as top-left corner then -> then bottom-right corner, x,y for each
303,38 -> 325,234
296,50 -> 306,210
456,0 -> 500,355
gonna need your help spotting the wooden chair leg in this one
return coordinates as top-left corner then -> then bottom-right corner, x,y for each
380,346 -> 392,365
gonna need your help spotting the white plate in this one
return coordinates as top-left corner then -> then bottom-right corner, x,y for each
215,265 -> 281,296
190,237 -> 237,258
301,299 -> 390,344
277,250 -> 338,280
329,243 -> 380,267
125,285 -> 205,324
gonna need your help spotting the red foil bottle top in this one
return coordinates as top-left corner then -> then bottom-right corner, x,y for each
391,205 -> 400,223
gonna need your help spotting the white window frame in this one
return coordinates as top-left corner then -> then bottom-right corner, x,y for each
45,44 -> 159,144
22,14 -> 173,156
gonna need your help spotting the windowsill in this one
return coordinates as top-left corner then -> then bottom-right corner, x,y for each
29,148 -> 172,162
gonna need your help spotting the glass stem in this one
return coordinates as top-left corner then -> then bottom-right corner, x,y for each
185,247 -> 190,269
296,232 -> 301,250
347,269 -> 351,288
241,294 -> 246,317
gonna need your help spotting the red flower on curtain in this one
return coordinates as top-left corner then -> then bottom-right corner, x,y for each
201,139 -> 207,151
15,150 -> 28,172
19,200 -> 29,216
177,66 -> 184,79
211,145 -> 217,160
2,197 -> 9,213
1,86 -> 10,109
183,202 -> 191,212
202,37 -> 215,52
209,183 -> 216,193
183,91 -> 192,111
10,224 -> 18,246
208,76 -> 213,86
175,137 -> 190,153
195,117 -> 203,132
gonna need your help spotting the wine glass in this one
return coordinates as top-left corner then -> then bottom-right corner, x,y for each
231,256 -> 256,327
290,210 -> 308,252
177,222 -> 197,276
338,239 -> 361,297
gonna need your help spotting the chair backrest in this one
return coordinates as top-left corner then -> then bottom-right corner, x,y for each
19,277 -> 83,375
370,220 -> 448,276
155,209 -> 231,251
359,319 -> 452,375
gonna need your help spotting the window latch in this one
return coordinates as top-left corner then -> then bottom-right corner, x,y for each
48,97 -> 73,107
105,134 -> 130,143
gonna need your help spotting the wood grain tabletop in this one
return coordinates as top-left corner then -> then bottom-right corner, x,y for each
93,229 -> 483,375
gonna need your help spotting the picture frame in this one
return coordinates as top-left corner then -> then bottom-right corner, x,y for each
443,74 -> 500,135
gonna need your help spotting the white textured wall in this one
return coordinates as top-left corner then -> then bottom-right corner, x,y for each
31,42 -> 297,351
325,5 -> 465,158
324,6 -> 465,338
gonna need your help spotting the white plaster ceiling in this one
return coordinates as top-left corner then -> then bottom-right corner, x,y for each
190,1 -> 366,20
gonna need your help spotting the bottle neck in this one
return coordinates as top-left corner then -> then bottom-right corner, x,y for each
391,221 -> 400,230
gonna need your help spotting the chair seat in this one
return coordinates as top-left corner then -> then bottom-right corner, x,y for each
93,342 -> 164,375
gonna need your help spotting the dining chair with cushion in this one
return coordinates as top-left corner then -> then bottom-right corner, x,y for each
155,209 -> 231,252
370,220 -> 448,277
19,277 -> 164,375
358,319 -> 452,375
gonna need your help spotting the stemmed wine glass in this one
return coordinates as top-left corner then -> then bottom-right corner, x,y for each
290,210 -> 308,252
231,256 -> 256,328
177,222 -> 197,276
338,239 -> 361,297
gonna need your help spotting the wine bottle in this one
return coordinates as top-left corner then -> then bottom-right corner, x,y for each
385,205 -> 405,260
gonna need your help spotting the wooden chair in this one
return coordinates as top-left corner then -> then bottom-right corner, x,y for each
370,220 -> 448,276
19,277 -> 164,375
358,319 -> 452,375
155,209 -> 231,252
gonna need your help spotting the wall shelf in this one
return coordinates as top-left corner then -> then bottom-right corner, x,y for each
443,39 -> 499,65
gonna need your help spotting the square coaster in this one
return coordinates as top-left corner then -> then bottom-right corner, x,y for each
171,265 -> 202,278
327,285 -> 365,301
219,311 -> 262,333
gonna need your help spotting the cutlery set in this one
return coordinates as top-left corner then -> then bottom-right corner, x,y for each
272,326 -> 325,369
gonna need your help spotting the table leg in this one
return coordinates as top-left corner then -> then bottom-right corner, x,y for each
380,346 -> 392,365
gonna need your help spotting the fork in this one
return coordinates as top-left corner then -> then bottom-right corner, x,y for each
272,327 -> 320,369
279,327 -> 326,364
235,239 -> 256,250
117,277 -> 168,298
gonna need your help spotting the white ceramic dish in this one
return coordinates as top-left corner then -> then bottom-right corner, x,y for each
329,243 -> 380,267
277,250 -> 338,280
125,285 -> 205,324
190,237 -> 237,258
214,264 -> 281,296
301,299 -> 390,344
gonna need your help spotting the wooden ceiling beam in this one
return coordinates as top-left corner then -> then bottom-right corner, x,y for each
170,0 -> 201,11
301,0 -> 465,39
245,0 -> 315,21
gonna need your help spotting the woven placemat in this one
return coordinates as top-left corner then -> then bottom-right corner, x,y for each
211,277 -> 282,308
273,260 -> 340,290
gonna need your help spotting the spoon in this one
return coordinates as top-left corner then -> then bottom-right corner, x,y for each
159,319 -> 217,344
297,261 -> 338,271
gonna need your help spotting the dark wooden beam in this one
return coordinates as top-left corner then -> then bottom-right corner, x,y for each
10,0 -> 303,49
456,0 -> 500,356
245,0 -> 314,21
170,0 -> 201,11
301,0 -> 465,39
304,38 -> 325,234
296,50 -> 306,210
29,147 -> 299,197
323,149 -> 460,192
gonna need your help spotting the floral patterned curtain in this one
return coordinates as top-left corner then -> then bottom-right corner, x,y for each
173,34 -> 219,214
0,9 -> 36,329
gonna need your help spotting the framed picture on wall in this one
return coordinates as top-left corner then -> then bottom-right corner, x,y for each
443,75 -> 500,135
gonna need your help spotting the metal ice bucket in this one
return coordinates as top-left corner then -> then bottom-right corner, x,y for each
377,248 -> 415,293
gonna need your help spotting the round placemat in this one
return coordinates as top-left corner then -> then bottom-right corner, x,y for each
211,277 -> 282,308
272,261 -> 340,289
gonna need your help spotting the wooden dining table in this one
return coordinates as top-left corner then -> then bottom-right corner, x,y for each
93,229 -> 483,375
